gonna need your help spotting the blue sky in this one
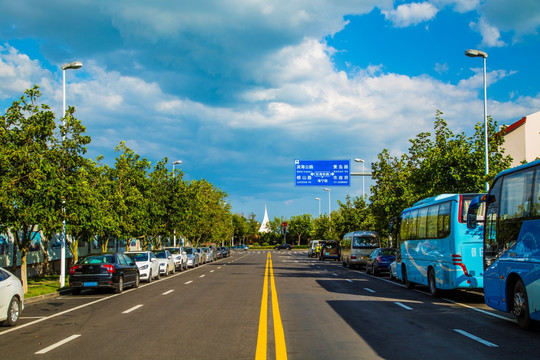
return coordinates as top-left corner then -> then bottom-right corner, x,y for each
1,1 -> 539,223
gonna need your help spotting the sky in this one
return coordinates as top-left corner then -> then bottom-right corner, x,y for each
1,1 -> 539,223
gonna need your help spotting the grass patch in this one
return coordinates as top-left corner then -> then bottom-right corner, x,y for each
26,275 -> 67,298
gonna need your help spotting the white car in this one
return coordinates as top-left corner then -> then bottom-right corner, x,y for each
153,250 -> 175,276
125,251 -> 160,283
0,267 -> 24,326
164,246 -> 187,271
389,260 -> 398,281
184,247 -> 199,268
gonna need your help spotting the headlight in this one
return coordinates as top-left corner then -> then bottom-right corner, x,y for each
140,265 -> 149,270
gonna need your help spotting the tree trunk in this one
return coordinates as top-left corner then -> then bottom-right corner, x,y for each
20,250 -> 28,293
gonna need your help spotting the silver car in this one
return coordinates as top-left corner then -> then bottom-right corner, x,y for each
164,246 -> 188,271
184,247 -> 200,268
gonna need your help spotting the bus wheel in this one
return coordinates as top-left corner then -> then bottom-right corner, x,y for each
513,280 -> 532,330
402,267 -> 415,289
428,269 -> 439,298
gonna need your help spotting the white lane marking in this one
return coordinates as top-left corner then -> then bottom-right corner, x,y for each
217,266 -> 222,269
347,279 -> 353,283
364,288 -> 376,293
453,329 -> 499,347
394,302 -> 413,310
200,275 -> 206,278
162,290 -> 174,295
332,273 -> 338,277
123,304 -> 143,314
210,270 -> 215,273
323,269 -> 328,272
185,281 -> 193,284
443,298 -> 515,323
35,334 -> 81,354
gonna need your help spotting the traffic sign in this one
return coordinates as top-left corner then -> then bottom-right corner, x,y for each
295,160 -> 350,186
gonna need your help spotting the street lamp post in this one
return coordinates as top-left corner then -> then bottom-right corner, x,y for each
315,197 -> 321,217
465,49 -> 489,191
354,158 -> 365,198
324,188 -> 331,219
172,160 -> 182,247
60,61 -> 82,288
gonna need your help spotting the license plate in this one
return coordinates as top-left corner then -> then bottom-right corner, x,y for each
84,282 -> 98,287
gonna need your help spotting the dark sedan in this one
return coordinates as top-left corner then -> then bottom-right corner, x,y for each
69,253 -> 140,295
365,248 -> 396,275
274,243 -> 293,250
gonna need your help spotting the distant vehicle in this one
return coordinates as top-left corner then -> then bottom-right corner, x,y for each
184,247 -> 199,268
201,247 -> 213,263
365,248 -> 396,275
275,243 -> 293,250
395,193 -> 484,297
467,159 -> 540,329
219,246 -> 230,258
231,245 -> 248,251
0,267 -> 24,326
389,261 -> 398,280
153,250 -> 175,276
308,240 -> 323,258
320,241 -> 340,261
195,248 -> 206,264
164,246 -> 188,271
69,253 -> 140,294
125,251 -> 160,283
341,231 -> 380,269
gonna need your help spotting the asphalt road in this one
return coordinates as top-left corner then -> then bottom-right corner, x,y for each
1,250 -> 539,359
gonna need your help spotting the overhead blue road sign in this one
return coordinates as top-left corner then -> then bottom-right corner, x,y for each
295,160 -> 350,186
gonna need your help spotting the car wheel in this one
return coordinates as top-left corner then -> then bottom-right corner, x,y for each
4,297 -> 21,326
389,270 -> 395,281
373,263 -> 378,276
428,268 -> 439,297
148,270 -> 152,283
365,264 -> 370,274
71,288 -> 82,295
134,273 -> 140,288
171,265 -> 175,275
513,280 -> 532,330
156,270 -> 160,280
115,276 -> 124,294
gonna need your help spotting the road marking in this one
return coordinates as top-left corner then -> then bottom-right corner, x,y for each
394,302 -> 413,310
443,298 -> 515,322
122,304 -> 143,314
347,279 -> 353,283
185,280 -> 193,285
364,288 -> 376,293
256,252 -> 288,360
210,270 -> 215,273
200,275 -> 206,278
217,266 -> 222,269
162,290 -> 174,295
35,334 -> 81,354
453,329 -> 498,347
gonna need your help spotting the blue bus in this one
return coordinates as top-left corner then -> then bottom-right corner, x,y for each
395,194 -> 484,297
468,159 -> 540,329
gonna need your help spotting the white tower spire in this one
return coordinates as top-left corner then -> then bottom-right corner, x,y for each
258,204 -> 270,233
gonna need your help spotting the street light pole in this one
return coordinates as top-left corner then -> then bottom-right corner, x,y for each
465,49 -> 489,191
324,188 -> 331,219
354,158 -> 365,198
315,197 -> 321,217
60,61 -> 82,288
172,160 -> 182,247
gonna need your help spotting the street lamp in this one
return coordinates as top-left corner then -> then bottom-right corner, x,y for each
354,158 -> 365,198
465,49 -> 489,191
324,188 -> 331,219
172,160 -> 182,247
315,197 -> 321,217
60,61 -> 82,288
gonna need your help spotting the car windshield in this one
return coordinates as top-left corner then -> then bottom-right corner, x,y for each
154,252 -> 167,259
380,248 -> 396,256
127,253 -> 148,262
167,248 -> 180,254
80,255 -> 115,264
184,247 -> 193,254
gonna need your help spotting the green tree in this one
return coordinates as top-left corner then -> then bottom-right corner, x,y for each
288,214 -> 312,245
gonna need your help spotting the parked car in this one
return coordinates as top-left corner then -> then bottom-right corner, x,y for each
200,247 -> 213,263
125,251 -> 160,283
320,241 -> 341,261
184,247 -> 199,268
164,246 -> 187,271
195,248 -> 206,264
389,260 -> 398,280
0,267 -> 24,326
153,250 -> 175,276
231,244 -> 248,251
69,253 -> 140,294
275,243 -> 293,250
365,248 -> 397,275
219,246 -> 230,258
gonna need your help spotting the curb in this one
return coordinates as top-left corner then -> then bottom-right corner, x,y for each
25,289 -> 72,305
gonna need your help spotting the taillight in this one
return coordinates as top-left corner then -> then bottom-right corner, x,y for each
101,264 -> 116,273
376,256 -> 383,263
452,254 -> 469,276
351,255 -> 357,259
70,265 -> 82,275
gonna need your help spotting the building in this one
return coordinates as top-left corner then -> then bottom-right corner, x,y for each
258,204 -> 270,233
502,110 -> 540,167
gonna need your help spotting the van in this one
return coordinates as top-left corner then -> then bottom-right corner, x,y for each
320,240 -> 341,261
341,231 -> 380,269
308,240 -> 323,258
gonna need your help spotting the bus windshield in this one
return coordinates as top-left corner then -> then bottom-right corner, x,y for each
352,236 -> 378,248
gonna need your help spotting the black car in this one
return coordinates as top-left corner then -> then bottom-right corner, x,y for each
274,243 -> 293,250
69,253 -> 140,295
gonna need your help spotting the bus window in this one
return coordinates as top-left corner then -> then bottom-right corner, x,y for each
437,202 -> 451,238
417,207 -> 428,239
534,167 -> 540,217
485,177 -> 501,266
426,205 -> 438,239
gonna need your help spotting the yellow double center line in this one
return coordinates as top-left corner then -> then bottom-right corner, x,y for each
255,252 -> 287,360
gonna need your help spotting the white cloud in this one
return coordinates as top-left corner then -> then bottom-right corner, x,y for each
382,2 -> 439,27
470,17 -> 506,47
